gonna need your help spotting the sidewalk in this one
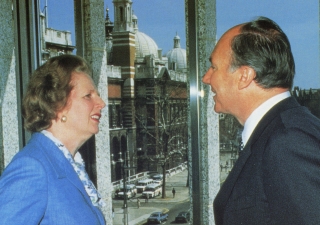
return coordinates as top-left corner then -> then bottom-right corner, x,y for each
113,207 -> 164,225
113,169 -> 189,225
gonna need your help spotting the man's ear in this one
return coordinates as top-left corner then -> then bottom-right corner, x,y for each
238,66 -> 256,90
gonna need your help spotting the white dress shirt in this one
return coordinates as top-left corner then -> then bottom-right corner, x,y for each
242,91 -> 291,147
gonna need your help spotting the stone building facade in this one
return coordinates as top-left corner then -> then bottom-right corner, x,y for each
36,0 -> 189,182
106,0 -> 188,179
40,10 -> 75,63
0,0 -> 220,223
292,86 -> 320,118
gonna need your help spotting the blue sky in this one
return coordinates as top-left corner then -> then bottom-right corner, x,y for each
41,0 -> 319,89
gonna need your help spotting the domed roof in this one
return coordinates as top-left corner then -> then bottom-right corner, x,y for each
135,31 -> 159,58
166,34 -> 186,71
132,13 -> 159,58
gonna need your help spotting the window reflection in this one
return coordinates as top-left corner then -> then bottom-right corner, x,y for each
105,3 -> 189,223
38,0 -> 189,219
39,0 -> 75,63
34,0 -> 319,224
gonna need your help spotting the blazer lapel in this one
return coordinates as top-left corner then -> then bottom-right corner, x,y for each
214,97 -> 300,221
35,133 -> 93,205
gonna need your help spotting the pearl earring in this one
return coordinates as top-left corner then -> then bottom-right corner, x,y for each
61,116 -> 67,123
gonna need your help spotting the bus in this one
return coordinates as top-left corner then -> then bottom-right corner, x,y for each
142,183 -> 162,198
136,179 -> 154,193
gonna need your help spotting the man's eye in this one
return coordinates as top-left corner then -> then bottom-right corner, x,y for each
84,94 -> 91,98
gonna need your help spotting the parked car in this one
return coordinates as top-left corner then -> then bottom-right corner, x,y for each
152,180 -> 163,186
152,174 -> 163,180
175,211 -> 190,223
147,211 -> 168,224
116,184 -> 137,199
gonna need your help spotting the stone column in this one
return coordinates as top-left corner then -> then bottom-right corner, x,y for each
200,1 -> 220,224
74,0 -> 112,223
186,0 -> 219,224
0,1 -> 20,173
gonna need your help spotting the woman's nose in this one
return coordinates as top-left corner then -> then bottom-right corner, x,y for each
97,96 -> 106,109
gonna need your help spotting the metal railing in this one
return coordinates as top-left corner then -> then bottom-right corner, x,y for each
112,161 -> 188,192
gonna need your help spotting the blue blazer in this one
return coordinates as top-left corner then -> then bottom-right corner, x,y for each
0,132 -> 105,225
214,97 -> 320,225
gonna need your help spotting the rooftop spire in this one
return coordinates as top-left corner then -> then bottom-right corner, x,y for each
105,7 -> 114,37
174,33 -> 181,48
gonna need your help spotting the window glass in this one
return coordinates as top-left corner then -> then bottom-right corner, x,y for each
36,0 -> 319,223
106,1 -> 188,222
217,0 -> 319,183
39,0 -> 75,61
217,0 -> 319,89
39,0 -> 189,221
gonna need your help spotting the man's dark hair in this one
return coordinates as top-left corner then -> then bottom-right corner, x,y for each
230,16 -> 295,89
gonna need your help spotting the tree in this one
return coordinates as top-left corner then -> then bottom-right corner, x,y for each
135,75 -> 188,198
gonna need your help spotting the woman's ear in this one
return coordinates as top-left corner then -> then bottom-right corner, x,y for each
238,66 -> 256,90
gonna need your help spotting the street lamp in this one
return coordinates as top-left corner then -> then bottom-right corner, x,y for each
112,150 -> 138,225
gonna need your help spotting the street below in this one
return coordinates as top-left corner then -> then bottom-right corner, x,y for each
112,169 -> 190,225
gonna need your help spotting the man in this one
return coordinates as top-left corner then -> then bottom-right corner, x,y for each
202,16 -> 320,225
172,188 -> 176,198
137,198 -> 140,209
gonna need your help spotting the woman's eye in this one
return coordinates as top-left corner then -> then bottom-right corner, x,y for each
84,94 -> 91,98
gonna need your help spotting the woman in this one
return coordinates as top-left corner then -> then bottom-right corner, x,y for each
0,55 -> 106,224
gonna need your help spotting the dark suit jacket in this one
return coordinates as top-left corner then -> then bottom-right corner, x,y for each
214,97 -> 320,225
0,132 -> 105,225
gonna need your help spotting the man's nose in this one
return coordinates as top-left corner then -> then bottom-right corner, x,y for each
202,69 -> 211,84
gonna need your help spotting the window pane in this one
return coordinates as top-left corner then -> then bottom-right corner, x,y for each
217,0 -> 319,183
40,0 -> 189,222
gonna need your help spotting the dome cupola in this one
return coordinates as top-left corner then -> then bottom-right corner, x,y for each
133,13 -> 159,58
166,33 -> 186,71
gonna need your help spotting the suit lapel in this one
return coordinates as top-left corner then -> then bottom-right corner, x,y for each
214,97 -> 300,219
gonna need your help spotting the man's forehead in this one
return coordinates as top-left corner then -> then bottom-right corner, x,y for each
223,24 -> 242,38
217,25 -> 242,46
210,25 -> 242,61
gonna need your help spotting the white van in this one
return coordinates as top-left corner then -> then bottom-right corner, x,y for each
116,184 -> 137,199
152,180 -> 162,186
142,183 -> 162,198
136,179 -> 154,193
